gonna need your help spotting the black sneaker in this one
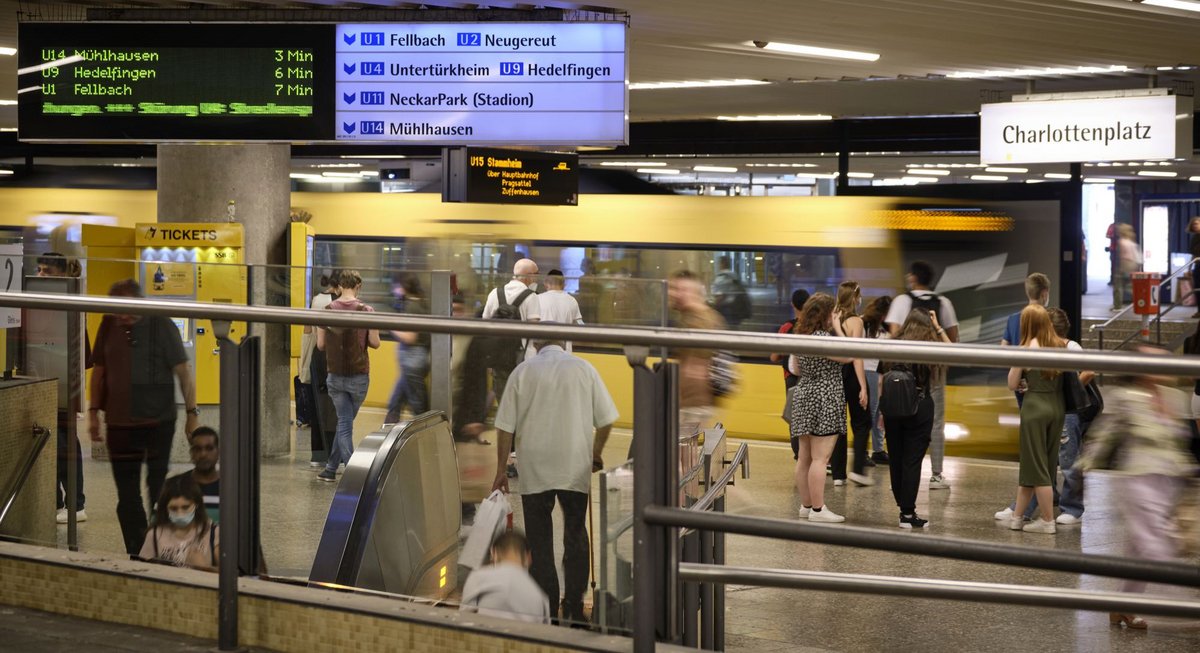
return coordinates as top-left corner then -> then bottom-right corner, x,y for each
871,451 -> 890,464
317,470 -> 337,483
863,457 -> 877,468
899,513 -> 929,529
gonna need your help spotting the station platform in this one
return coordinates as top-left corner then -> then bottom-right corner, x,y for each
19,405 -> 1196,653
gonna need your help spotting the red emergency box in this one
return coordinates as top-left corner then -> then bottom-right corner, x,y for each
1131,271 -> 1162,315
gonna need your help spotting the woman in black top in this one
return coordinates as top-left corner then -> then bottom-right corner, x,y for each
878,309 -> 950,528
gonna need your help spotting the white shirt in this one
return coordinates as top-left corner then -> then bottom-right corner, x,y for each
494,345 -> 619,495
536,290 -> 583,352
884,290 -> 959,330
482,279 -> 541,321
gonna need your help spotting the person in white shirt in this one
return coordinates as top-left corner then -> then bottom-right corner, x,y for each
482,258 -> 542,323
460,531 -> 551,624
884,261 -> 958,490
491,335 -> 619,624
536,269 -> 584,352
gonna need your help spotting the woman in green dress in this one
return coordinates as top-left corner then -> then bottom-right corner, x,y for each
1006,305 -> 1066,534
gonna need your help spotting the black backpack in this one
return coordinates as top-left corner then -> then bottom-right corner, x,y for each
907,291 -> 942,322
488,286 -> 533,374
879,364 -> 922,418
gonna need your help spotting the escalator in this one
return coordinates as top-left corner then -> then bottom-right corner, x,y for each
309,412 -> 461,599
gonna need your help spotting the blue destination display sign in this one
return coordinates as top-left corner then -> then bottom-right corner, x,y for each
335,22 -> 627,145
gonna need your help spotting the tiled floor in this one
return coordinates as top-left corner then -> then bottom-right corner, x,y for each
33,407 -> 1200,652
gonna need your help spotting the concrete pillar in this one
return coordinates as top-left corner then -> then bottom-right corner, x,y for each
157,143 -> 292,458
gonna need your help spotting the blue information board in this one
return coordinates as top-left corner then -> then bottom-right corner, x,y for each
335,22 -> 627,145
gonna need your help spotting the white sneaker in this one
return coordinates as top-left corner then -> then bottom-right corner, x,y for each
808,507 -> 845,523
929,474 -> 950,490
56,509 -> 86,524
1009,517 -> 1024,531
833,479 -> 846,487
1055,513 -> 1082,525
1023,518 -> 1057,534
994,507 -> 1014,521
798,506 -> 811,519
848,472 -> 874,487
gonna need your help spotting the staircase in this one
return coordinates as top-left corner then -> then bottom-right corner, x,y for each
1081,314 -> 1197,351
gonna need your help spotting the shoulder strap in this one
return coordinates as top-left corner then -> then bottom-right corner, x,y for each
152,525 -> 159,558
209,525 -> 217,567
496,286 -> 509,307
512,288 -> 534,308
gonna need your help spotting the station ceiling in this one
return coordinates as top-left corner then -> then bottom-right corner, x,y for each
0,0 -> 1198,176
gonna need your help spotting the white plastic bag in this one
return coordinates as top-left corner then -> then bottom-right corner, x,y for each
460,490 -> 512,571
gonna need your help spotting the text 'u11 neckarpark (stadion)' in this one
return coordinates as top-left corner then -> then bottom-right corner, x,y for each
15,21 -> 629,145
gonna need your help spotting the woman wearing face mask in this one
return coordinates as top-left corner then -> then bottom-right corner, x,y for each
139,475 -> 219,571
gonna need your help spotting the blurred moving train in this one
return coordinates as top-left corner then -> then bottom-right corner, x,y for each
0,188 -> 1063,458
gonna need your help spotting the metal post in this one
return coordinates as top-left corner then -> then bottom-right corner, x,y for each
216,330 -> 260,652
66,304 -> 80,550
713,495 -> 726,651
700,528 -> 714,650
682,531 -> 698,647
597,471 -> 609,635
429,270 -> 452,417
632,360 -> 679,652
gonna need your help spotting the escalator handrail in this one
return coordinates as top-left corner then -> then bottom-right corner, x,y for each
0,425 -> 51,528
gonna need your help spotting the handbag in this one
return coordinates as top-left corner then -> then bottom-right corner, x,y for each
1078,381 -> 1104,424
1062,371 -> 1090,415
460,490 -> 512,571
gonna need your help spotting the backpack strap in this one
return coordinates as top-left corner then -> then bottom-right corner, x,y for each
152,525 -> 159,559
511,288 -> 533,308
496,286 -> 509,307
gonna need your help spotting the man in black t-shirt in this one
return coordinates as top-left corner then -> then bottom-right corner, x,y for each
89,279 -> 198,555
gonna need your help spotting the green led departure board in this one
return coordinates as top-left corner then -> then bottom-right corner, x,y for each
18,23 -> 334,141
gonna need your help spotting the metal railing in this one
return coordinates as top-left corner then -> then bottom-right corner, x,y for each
3,291 -> 1200,376
1091,256 -> 1199,351
4,291 -> 1200,651
0,426 -> 50,530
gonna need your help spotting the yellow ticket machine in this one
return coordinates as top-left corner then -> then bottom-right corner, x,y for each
135,223 -> 246,405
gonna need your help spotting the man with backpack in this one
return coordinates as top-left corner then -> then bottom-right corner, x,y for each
884,261 -> 958,490
482,258 -> 542,401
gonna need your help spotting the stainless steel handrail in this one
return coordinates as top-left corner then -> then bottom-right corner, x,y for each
2,292 -> 1199,376
679,564 -> 1200,620
644,506 -> 1200,587
0,426 -> 51,529
1091,256 -> 1199,333
689,443 -> 748,514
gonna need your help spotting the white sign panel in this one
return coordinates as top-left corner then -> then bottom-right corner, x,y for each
335,22 -> 627,145
980,93 -> 1192,164
0,244 -> 23,328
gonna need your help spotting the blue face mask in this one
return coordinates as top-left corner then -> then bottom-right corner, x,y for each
169,508 -> 195,528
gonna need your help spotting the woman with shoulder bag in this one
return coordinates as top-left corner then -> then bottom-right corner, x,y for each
1078,345 -> 1196,629
878,309 -> 949,529
1006,305 -> 1067,535
789,293 -> 854,523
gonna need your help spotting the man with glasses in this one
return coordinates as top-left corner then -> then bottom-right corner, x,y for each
89,279 -> 198,555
